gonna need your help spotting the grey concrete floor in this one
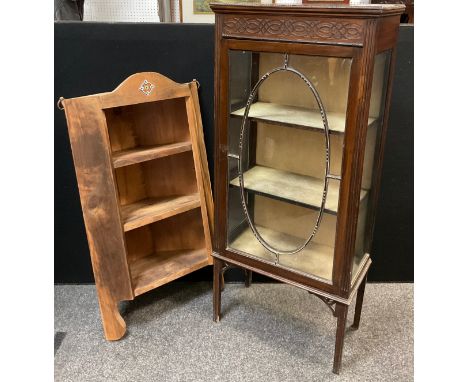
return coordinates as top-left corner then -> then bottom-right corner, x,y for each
55,282 -> 413,382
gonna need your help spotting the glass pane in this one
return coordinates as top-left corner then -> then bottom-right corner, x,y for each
352,51 -> 392,280
226,50 -> 353,281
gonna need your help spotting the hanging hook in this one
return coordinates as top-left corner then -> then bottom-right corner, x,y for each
57,97 -> 65,110
192,79 -> 200,89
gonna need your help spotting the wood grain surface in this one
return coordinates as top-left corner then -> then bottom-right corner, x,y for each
112,141 -> 192,168
121,193 -> 201,232
62,72 -> 214,340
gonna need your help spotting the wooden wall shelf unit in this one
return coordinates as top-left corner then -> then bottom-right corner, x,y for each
60,72 -> 213,340
211,2 -> 405,374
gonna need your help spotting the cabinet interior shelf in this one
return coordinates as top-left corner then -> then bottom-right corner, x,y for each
231,101 -> 377,134
230,225 -> 334,281
130,248 -> 209,296
112,141 -> 192,168
230,165 -> 367,214
121,193 -> 200,232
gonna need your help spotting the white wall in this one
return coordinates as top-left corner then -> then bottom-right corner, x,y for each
83,0 -> 160,22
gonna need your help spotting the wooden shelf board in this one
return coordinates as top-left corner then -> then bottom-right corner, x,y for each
230,165 -> 367,214
121,193 -> 200,232
229,225 -> 334,281
112,141 -> 192,168
130,248 -> 209,296
231,102 -> 377,134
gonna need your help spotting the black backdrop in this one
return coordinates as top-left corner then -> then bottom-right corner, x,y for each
55,22 -> 413,283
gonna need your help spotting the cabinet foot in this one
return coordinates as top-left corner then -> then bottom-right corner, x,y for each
244,269 -> 252,288
213,258 -> 222,322
96,290 -> 126,341
332,303 -> 349,374
352,274 -> 367,330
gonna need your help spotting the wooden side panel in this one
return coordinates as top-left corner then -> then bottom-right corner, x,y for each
145,152 -> 199,198
333,20 -> 378,296
189,81 -> 215,239
62,97 -> 133,301
125,225 -> 155,264
151,208 -> 207,252
105,109 -> 137,151
114,163 -> 147,205
185,90 -> 214,262
376,15 -> 400,53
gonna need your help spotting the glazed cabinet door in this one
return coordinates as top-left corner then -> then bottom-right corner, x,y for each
221,42 -> 363,289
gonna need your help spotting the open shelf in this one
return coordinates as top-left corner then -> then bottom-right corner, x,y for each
230,165 -> 368,214
130,248 -> 209,296
115,151 -> 199,226
231,102 -> 377,134
105,97 -> 192,158
112,141 -> 192,168
229,225 -> 334,280
121,193 -> 200,232
125,207 -> 209,296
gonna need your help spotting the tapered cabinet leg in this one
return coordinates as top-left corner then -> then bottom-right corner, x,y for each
96,290 -> 126,341
221,261 -> 226,291
352,275 -> 367,330
333,303 -> 349,374
244,269 -> 252,288
213,258 -> 222,322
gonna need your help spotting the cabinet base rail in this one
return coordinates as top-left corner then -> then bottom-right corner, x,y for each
212,257 -> 369,375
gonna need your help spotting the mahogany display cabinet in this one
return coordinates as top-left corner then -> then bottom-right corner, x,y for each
210,2 -> 405,374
